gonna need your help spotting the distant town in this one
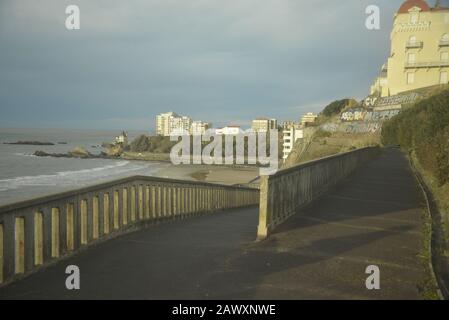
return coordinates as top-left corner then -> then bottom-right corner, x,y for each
155,111 -> 318,160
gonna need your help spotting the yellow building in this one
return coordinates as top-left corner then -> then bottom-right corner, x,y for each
300,112 -> 318,126
371,0 -> 449,97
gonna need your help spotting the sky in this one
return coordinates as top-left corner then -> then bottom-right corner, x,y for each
0,0 -> 445,132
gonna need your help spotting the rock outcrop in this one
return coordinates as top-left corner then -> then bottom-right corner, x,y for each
33,146 -> 101,159
68,146 -> 91,158
5,141 -> 55,145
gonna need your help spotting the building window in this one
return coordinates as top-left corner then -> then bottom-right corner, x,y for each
441,34 -> 449,46
409,35 -> 417,44
441,52 -> 449,61
407,72 -> 415,84
408,53 -> 416,63
410,12 -> 419,24
441,72 -> 448,84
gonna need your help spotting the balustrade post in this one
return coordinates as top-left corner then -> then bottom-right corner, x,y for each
257,176 -> 270,240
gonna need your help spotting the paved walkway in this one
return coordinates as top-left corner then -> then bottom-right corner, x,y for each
0,148 -> 426,299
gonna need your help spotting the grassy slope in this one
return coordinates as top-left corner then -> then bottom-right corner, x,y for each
382,85 -> 449,240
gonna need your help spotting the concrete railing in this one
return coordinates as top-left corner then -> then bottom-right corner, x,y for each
257,147 -> 380,240
0,176 -> 259,286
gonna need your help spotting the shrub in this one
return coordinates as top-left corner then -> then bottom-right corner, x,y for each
321,99 -> 358,117
381,88 -> 449,185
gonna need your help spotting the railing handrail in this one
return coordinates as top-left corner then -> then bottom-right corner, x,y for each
267,146 -> 378,179
0,175 -> 258,214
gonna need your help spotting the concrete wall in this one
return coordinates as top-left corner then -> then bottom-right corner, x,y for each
0,176 -> 259,286
257,147 -> 380,240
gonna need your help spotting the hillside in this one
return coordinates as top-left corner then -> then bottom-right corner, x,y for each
283,98 -> 381,168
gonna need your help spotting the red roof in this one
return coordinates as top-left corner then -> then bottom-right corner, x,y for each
398,0 -> 430,13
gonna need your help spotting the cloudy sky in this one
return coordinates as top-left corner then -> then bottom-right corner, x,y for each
0,0 -> 443,131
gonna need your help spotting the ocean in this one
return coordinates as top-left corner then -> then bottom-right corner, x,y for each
0,128 -> 171,205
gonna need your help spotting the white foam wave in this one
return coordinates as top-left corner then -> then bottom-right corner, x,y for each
13,152 -> 36,157
0,161 -> 154,191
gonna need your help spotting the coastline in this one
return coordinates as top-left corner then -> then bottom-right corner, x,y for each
152,163 -> 260,185
32,149 -> 260,185
0,128 -> 261,206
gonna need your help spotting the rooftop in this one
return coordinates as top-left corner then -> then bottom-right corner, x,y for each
398,0 -> 430,14
397,0 -> 449,14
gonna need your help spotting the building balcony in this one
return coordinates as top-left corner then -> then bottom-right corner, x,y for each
439,40 -> 449,47
405,61 -> 449,69
406,41 -> 423,49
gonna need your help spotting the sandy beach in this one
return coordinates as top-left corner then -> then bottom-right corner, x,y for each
153,164 -> 260,185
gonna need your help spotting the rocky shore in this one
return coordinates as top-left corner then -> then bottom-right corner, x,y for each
32,146 -> 171,162
33,146 -> 115,159
4,140 -> 55,146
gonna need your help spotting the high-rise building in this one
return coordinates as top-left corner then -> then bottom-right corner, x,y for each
191,121 -> 211,135
156,112 -> 180,136
169,116 -> 192,136
282,127 -> 303,160
251,118 -> 278,132
156,112 -> 211,136
370,0 -> 449,97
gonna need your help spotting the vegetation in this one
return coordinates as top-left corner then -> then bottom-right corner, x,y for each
314,129 -> 332,139
417,199 -> 441,300
321,98 -> 358,117
129,135 -> 177,153
283,127 -> 381,168
382,87 -> 449,186
382,86 -> 449,256
129,132 -> 283,162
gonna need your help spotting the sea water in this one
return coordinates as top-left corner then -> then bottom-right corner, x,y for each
0,128 -> 170,205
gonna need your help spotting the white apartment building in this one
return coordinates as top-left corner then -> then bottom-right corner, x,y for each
215,126 -> 242,135
191,121 -> 210,135
156,112 -> 179,136
156,112 -> 212,136
169,116 -> 192,136
282,127 -> 303,160
156,112 -> 196,136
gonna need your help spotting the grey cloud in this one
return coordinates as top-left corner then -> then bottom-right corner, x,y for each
0,0 -> 404,130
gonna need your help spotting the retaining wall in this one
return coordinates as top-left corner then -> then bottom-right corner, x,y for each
0,175 -> 259,286
257,147 -> 380,240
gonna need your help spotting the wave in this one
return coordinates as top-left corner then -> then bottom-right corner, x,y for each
13,152 -> 37,157
0,161 -> 155,191
54,160 -> 129,176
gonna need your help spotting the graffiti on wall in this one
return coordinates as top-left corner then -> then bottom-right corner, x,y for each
321,122 -> 382,134
321,92 -> 419,134
362,92 -> 419,108
340,108 -> 401,122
